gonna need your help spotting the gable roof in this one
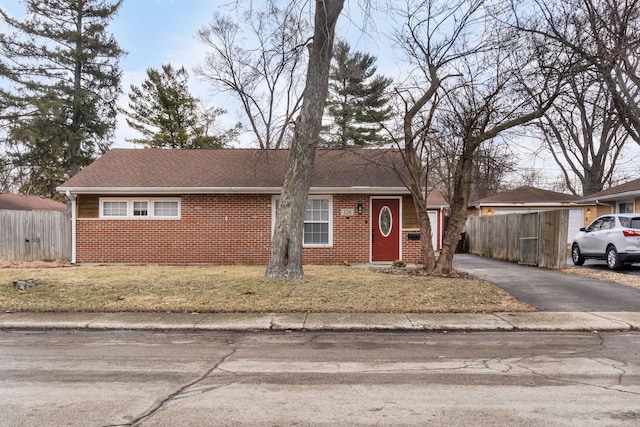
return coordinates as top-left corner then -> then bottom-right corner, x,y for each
470,186 -> 580,207
0,193 -> 67,212
576,177 -> 640,204
425,189 -> 449,208
57,148 -> 413,195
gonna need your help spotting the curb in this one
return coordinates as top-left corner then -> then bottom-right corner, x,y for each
0,312 -> 638,332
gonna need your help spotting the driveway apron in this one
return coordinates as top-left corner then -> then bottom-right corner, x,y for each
453,254 -> 640,312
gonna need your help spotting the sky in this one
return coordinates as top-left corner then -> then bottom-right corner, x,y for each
106,0 -> 397,149
1,0 -> 638,187
109,0 -> 246,148
0,0 -> 405,151
0,0 -> 230,147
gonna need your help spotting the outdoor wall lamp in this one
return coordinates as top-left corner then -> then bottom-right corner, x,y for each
587,208 -> 591,213
357,202 -> 363,214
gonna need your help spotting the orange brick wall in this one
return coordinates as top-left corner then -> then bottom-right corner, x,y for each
76,194 -> 425,265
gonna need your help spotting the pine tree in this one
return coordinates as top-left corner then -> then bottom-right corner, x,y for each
123,64 -> 239,149
324,40 -> 393,148
0,0 -> 124,197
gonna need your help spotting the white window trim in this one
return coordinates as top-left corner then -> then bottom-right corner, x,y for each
101,199 -> 128,218
99,197 -> 181,219
272,195 -> 333,248
618,200 -> 635,214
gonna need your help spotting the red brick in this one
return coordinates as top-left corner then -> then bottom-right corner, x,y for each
76,194 -> 424,265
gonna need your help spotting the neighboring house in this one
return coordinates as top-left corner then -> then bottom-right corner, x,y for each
574,177 -> 640,216
468,186 -> 587,244
0,192 -> 67,212
57,148 -> 448,265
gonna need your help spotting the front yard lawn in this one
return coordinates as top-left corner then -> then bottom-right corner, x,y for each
0,263 -> 534,313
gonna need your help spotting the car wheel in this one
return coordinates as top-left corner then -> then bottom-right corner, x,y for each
571,244 -> 585,266
606,245 -> 622,270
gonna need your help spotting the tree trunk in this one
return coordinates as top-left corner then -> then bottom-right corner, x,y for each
434,150 -> 474,275
266,0 -> 344,279
413,197 -> 437,271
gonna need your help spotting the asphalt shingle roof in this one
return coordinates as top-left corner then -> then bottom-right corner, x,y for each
58,148 -> 410,191
0,193 -> 67,212
470,186 -> 580,206
578,177 -> 640,201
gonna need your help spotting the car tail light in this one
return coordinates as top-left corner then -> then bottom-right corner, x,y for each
623,229 -> 640,237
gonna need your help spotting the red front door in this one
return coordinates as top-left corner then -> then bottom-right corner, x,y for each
371,198 -> 400,262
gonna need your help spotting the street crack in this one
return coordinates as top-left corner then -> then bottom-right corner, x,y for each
115,348 -> 237,427
514,355 -> 639,397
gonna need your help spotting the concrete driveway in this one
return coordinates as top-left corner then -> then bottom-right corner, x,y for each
453,254 -> 640,312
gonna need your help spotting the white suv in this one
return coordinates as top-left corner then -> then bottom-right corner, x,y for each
572,213 -> 640,270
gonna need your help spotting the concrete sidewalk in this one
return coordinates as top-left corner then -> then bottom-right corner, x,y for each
0,311 -> 639,332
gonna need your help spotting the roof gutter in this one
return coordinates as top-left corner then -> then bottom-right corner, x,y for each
472,202 -> 576,211
56,186 -> 412,195
574,189 -> 640,204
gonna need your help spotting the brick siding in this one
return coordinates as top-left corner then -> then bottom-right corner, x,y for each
76,194 -> 424,265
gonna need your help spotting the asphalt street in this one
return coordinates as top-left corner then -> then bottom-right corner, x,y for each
454,254 -> 640,311
1,329 -> 639,426
2,255 -> 640,425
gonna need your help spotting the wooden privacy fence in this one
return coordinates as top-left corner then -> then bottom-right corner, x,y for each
464,210 -> 569,270
0,209 -> 71,262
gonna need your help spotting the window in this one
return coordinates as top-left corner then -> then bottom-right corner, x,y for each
99,198 -> 180,219
273,196 -> 333,247
602,217 -> 615,230
618,201 -> 635,213
587,217 -> 605,232
154,201 -> 179,217
379,206 -> 392,237
619,216 -> 640,229
304,198 -> 330,245
133,201 -> 148,217
102,201 -> 127,217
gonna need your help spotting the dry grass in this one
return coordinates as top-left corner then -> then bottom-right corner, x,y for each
561,265 -> 640,290
0,262 -> 533,313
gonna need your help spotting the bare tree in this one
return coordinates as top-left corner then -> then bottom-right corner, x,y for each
537,72 -> 631,196
196,1 -> 310,149
266,0 -> 344,278
426,134 -> 517,203
468,141 -> 517,201
379,0 -> 488,271
433,57 -> 563,274
386,0 -> 566,274
516,0 -> 640,144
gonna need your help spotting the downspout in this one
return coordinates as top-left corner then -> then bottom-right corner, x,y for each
66,191 -> 77,264
440,206 -> 444,250
595,200 -> 615,214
